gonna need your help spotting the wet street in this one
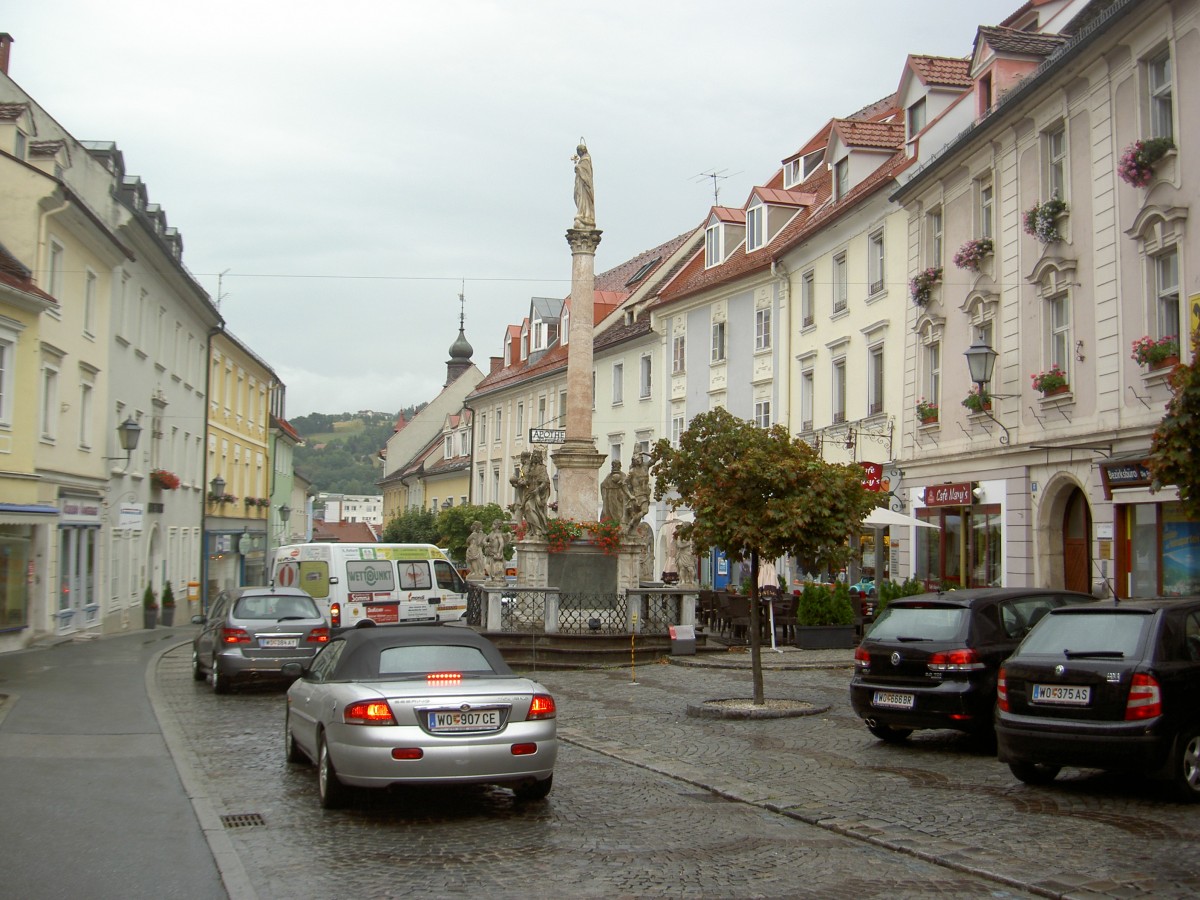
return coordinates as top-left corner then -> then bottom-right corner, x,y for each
155,645 -> 1200,899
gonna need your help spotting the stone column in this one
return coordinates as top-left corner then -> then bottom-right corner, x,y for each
552,227 -> 607,524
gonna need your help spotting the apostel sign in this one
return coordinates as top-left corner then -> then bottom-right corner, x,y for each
529,428 -> 566,444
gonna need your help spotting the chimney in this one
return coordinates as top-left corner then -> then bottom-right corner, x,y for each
0,34 -> 13,76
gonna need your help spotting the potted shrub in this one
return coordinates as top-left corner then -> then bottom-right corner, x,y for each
1023,195 -> 1068,243
1131,334 -> 1179,371
142,583 -> 158,630
1032,364 -> 1069,396
793,582 -> 857,649
961,384 -> 991,413
1118,137 -> 1175,188
909,266 -> 942,306
916,397 -> 939,424
952,237 -> 993,272
160,581 -> 176,627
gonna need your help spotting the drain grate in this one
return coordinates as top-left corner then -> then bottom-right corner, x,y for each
221,813 -> 266,829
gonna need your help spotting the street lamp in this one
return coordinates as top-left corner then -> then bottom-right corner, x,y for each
279,504 -> 292,524
104,416 -> 143,469
963,341 -> 1010,445
209,475 -> 226,501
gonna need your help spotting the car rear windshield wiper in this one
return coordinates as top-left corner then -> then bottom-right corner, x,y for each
895,636 -> 931,642
1062,649 -> 1125,659
277,616 -> 310,621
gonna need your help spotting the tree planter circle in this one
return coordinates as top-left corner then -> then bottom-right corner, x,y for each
687,698 -> 831,720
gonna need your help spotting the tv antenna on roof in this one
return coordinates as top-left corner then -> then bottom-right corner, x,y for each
692,169 -> 739,206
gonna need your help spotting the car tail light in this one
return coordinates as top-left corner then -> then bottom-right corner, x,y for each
854,646 -> 871,669
344,700 -> 397,725
391,748 -> 423,760
997,666 -> 1009,712
306,627 -> 329,644
330,602 -> 341,628
927,649 -> 984,672
511,743 -> 538,756
427,672 -> 462,686
1125,672 -> 1162,720
528,694 -> 556,720
221,627 -> 251,644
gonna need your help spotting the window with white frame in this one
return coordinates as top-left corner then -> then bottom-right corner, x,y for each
460,430 -> 470,456
41,361 -> 59,441
925,342 -> 941,408
755,308 -> 771,351
868,229 -> 885,295
1155,247 -> 1180,341
559,390 -> 566,423
609,438 -> 622,462
802,149 -> 824,180
612,362 -> 623,404
832,359 -> 847,424
927,208 -> 943,268
494,407 -> 502,441
444,435 -> 453,458
906,97 -> 927,141
1045,122 -> 1066,199
478,413 -> 487,445
834,158 -> 849,200
800,369 -> 814,432
639,355 -> 651,398
801,270 -> 815,327
869,346 -> 884,415
978,179 -> 995,240
672,333 -> 686,374
1048,291 -> 1071,377
635,434 -> 651,459
833,252 -> 848,312
671,413 -> 685,446
78,375 -> 94,449
83,270 -> 97,337
746,203 -> 764,252
516,401 -> 524,433
705,224 -> 721,268
1147,48 -> 1174,140
783,158 -> 802,189
711,319 -> 726,362
537,396 -> 546,426
0,327 -> 15,426
754,399 -> 771,429
46,239 -> 65,301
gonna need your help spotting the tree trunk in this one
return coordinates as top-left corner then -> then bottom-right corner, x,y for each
749,550 -> 764,704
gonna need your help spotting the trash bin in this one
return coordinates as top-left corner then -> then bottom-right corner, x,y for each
669,624 -> 696,655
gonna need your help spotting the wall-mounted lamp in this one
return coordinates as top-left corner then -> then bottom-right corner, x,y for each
442,498 -> 452,510
963,341 -> 1011,445
1075,339 -> 1086,362
209,475 -> 226,502
279,504 -> 292,524
104,417 -> 143,469
844,428 -> 857,450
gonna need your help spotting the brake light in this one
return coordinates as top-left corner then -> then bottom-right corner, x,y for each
927,649 -> 984,672
392,748 -> 423,760
1125,672 -> 1162,720
221,627 -> 251,644
343,700 -> 397,725
306,627 -> 329,644
997,666 -> 1009,712
427,672 -> 462,686
528,694 -> 556,720
854,646 -> 871,670
330,602 -> 341,628
511,743 -> 538,756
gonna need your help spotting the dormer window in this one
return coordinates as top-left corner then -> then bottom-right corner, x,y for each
802,149 -> 824,180
834,158 -> 850,200
14,129 -> 26,159
746,203 -> 764,253
705,223 -> 722,268
906,97 -> 926,141
783,158 -> 802,189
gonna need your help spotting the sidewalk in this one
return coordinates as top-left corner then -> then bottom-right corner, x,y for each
0,629 -> 227,900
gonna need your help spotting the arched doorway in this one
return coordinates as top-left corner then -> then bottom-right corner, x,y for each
1062,488 -> 1092,594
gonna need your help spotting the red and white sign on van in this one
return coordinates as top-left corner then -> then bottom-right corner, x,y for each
924,482 -> 972,507
277,562 -> 299,588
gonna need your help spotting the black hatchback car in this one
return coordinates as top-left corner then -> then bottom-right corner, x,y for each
850,588 -> 1093,742
996,597 -> 1200,801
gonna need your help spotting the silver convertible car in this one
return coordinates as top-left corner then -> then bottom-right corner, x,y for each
283,624 -> 558,808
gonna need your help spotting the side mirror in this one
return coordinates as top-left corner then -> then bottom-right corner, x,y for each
191,615 -> 206,625
281,662 -> 306,679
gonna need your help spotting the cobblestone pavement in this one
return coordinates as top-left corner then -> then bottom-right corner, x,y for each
154,644 -> 1200,899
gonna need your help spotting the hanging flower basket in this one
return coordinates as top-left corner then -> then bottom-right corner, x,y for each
916,398 -> 938,423
1118,137 -> 1175,188
1031,365 -> 1068,395
1023,195 -> 1068,243
961,385 -> 991,413
909,266 -> 942,306
1131,334 -> 1179,369
149,469 -> 181,490
953,237 -> 994,271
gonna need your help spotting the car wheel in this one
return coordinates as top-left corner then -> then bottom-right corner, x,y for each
285,711 -> 306,764
211,660 -> 231,695
514,775 -> 553,801
1009,760 -> 1061,785
1169,728 -> 1200,803
191,649 -> 205,682
318,733 -> 349,809
867,722 -> 912,743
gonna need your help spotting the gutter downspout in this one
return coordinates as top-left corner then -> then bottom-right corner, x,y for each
201,323 -> 224,613
771,260 -> 791,430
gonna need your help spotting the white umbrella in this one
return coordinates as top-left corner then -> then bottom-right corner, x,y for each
863,507 -> 940,529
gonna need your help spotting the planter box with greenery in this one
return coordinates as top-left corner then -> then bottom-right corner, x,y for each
160,581 -> 176,627
142,583 -> 158,629
793,583 -> 856,649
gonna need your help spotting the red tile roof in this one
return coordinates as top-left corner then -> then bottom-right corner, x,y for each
0,243 -> 57,307
976,25 -> 1067,58
711,206 -> 746,224
271,415 -> 303,444
311,521 -> 380,543
751,187 -> 817,207
832,118 -> 905,151
907,55 -> 973,88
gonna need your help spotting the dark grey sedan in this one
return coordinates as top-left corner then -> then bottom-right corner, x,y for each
191,587 -> 329,693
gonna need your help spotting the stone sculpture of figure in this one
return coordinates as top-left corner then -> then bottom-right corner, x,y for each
635,521 -> 654,584
509,451 -> 531,524
600,460 -> 630,525
522,450 -> 551,540
484,520 -> 508,582
624,453 -> 651,534
465,520 -> 486,578
676,531 -> 697,586
571,138 -> 595,230
663,517 -> 680,573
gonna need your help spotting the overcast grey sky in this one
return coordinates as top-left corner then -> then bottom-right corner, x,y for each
6,0 -> 1015,417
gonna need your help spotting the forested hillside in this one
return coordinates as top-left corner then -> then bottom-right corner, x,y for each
290,406 -> 424,495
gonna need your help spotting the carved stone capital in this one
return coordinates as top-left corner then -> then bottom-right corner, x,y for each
565,228 -> 603,254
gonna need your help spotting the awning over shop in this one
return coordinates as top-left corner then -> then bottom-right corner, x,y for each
863,507 -> 940,530
0,503 -> 61,525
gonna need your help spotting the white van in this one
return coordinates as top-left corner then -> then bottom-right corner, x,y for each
269,543 -> 469,629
